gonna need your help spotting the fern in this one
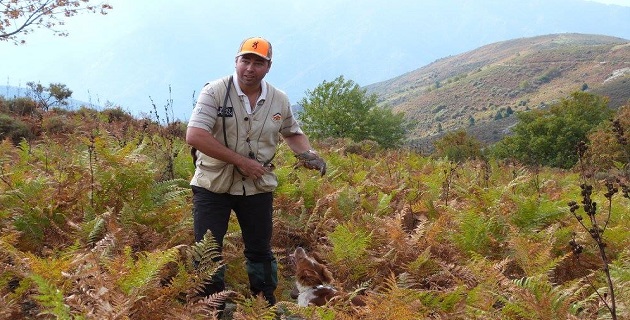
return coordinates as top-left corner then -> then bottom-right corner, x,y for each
500,275 -> 576,319
510,194 -> 567,231
375,191 -> 394,216
116,246 -> 179,295
353,273 -> 432,319
451,208 -> 504,257
327,223 -> 373,284
186,232 -> 225,298
335,186 -> 361,220
81,214 -> 106,245
609,255 -> 630,319
30,273 -> 72,319
329,223 -> 371,263
506,228 -> 567,276
151,178 -> 191,207
231,294 -> 279,320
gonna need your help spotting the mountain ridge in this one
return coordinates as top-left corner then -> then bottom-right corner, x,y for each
365,33 -> 630,151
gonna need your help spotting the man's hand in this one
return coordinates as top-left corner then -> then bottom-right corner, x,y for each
237,156 -> 267,180
295,150 -> 326,176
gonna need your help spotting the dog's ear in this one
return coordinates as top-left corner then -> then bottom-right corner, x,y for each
294,247 -> 307,259
297,267 -> 324,286
304,269 -> 320,279
320,266 -> 334,283
311,251 -> 327,264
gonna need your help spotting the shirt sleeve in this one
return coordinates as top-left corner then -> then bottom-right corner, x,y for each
188,83 -> 219,132
280,102 -> 304,136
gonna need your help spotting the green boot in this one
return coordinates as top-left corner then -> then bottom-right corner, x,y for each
246,259 -> 278,305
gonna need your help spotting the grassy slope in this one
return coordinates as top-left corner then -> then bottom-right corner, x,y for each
366,33 -> 630,150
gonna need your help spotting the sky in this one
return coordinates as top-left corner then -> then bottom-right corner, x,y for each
1,0 -> 629,121
587,0 -> 630,4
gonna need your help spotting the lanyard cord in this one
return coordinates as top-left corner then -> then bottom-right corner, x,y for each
221,75 -> 233,148
221,77 -> 254,177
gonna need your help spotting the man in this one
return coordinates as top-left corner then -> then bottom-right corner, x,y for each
186,36 -> 326,305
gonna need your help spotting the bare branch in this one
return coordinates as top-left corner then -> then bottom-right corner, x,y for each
0,0 -> 112,44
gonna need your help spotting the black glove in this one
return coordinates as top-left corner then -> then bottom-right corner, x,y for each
295,150 -> 326,176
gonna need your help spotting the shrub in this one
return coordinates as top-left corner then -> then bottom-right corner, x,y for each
432,130 -> 483,163
0,113 -> 32,143
583,105 -> 630,171
102,106 -> 134,123
345,139 -> 381,158
0,96 -> 9,113
9,97 -> 38,116
42,115 -> 74,135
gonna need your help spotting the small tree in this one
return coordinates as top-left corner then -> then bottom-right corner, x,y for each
298,75 -> 408,148
490,91 -> 612,168
433,130 -> 483,163
0,0 -> 113,44
26,82 -> 72,111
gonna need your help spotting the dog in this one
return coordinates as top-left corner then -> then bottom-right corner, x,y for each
290,246 -> 365,307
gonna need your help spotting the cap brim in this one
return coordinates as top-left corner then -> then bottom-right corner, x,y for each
237,51 -> 271,60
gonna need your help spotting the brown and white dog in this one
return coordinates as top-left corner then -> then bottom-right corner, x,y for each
290,246 -> 365,307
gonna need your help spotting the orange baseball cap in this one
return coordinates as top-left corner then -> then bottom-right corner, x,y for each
236,37 -> 272,61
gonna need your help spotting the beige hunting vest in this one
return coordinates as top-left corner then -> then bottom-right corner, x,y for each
188,75 -> 302,195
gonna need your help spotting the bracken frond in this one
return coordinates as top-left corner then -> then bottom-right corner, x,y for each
116,245 -> 180,295
152,178 -> 190,207
353,273 -> 432,319
185,232 -> 225,298
500,275 -> 576,319
30,273 -> 72,319
231,294 -> 279,320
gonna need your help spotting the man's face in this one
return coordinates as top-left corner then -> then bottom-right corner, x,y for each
235,54 -> 271,88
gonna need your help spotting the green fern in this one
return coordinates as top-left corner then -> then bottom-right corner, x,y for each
592,253 -> 630,319
116,246 -> 179,295
336,186 -> 361,220
231,294 -> 279,320
81,214 -> 106,245
451,208 -> 504,257
30,273 -> 72,319
375,191 -> 394,216
329,223 -> 371,263
151,178 -> 191,207
500,275 -> 575,319
186,231 -> 225,298
510,194 -> 567,231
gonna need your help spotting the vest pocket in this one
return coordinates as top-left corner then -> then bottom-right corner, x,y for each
253,171 -> 278,192
193,162 -> 235,193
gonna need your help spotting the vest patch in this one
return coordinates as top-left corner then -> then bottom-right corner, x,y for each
218,107 -> 234,117
272,112 -> 282,122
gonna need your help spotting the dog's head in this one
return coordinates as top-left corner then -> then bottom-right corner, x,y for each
291,247 -> 367,307
292,246 -> 334,287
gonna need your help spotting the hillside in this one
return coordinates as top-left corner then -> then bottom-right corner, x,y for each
365,33 -> 630,152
